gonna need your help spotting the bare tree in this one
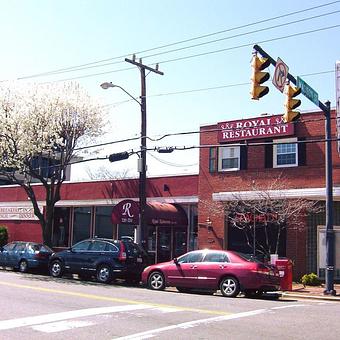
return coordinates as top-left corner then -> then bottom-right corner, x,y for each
201,176 -> 322,258
0,82 -> 106,246
84,165 -> 130,180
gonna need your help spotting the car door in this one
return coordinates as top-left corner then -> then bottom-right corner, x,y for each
63,240 -> 92,273
166,251 -> 203,288
195,251 -> 230,289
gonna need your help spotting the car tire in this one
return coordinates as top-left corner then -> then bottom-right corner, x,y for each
49,260 -> 63,278
18,260 -> 28,273
220,276 -> 240,297
148,271 -> 165,291
96,264 -> 112,284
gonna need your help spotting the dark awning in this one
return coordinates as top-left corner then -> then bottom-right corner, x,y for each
111,199 -> 188,226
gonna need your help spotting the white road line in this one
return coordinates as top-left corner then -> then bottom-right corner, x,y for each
0,304 -> 151,331
32,320 -> 95,333
114,309 -> 268,340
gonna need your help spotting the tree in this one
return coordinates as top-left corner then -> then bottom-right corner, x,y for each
0,82 -> 106,246
200,176 -> 322,259
84,165 -> 130,180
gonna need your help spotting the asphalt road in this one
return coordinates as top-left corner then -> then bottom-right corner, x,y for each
0,269 -> 339,340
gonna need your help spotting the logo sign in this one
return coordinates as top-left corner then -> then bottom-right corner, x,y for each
112,199 -> 139,225
272,58 -> 289,92
218,115 -> 294,143
297,76 -> 319,106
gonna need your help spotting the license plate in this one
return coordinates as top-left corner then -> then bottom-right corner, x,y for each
137,258 -> 143,263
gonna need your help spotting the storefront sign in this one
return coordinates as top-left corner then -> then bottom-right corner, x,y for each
112,199 -> 139,225
0,207 -> 38,220
218,115 -> 294,143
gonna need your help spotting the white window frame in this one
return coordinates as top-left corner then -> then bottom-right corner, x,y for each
273,138 -> 298,168
218,146 -> 240,172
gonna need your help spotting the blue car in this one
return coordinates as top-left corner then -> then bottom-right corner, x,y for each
0,241 -> 53,273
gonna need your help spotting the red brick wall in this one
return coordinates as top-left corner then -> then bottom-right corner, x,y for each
198,110 -> 338,279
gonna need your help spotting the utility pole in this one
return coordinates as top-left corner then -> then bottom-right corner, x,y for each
125,56 -> 163,251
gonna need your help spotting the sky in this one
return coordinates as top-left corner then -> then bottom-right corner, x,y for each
1,0 -> 340,181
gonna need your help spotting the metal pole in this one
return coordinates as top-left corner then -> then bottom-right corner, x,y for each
139,67 -> 147,251
324,101 -> 336,295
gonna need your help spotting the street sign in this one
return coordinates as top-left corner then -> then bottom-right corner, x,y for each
297,76 -> 319,106
272,58 -> 288,92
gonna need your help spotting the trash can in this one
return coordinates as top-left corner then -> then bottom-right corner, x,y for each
275,258 -> 293,291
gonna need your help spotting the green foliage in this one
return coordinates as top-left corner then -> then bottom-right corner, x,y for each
301,273 -> 321,286
0,226 -> 8,247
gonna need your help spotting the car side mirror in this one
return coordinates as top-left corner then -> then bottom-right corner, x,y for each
173,258 -> 179,265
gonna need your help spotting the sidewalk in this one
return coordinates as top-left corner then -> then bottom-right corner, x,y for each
280,283 -> 340,301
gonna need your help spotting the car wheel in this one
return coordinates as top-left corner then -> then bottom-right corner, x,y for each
220,276 -> 240,297
19,260 -> 28,273
96,264 -> 112,284
176,287 -> 192,293
49,260 -> 63,278
148,271 -> 165,291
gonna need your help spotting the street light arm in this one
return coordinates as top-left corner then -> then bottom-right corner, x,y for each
100,82 -> 141,106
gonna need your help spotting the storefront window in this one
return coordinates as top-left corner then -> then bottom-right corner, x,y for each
72,207 -> 92,245
52,207 -> 70,248
95,206 -> 115,239
117,224 -> 135,240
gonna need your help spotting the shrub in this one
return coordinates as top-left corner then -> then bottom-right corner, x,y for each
301,273 -> 321,286
0,226 -> 8,247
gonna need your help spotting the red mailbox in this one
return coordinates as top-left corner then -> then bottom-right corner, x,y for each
275,258 -> 293,291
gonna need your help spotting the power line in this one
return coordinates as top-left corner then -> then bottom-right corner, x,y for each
15,1 -> 340,81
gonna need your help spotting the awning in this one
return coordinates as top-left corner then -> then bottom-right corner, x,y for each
111,199 -> 188,226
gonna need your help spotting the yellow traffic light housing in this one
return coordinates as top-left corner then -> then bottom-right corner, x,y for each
250,54 -> 270,100
283,84 -> 301,123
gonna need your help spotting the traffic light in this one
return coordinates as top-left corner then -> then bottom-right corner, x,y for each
250,54 -> 270,100
283,84 -> 301,123
109,151 -> 129,162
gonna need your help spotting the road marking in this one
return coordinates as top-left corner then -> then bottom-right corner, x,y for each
0,305 -> 151,330
114,309 -> 268,339
32,320 -> 94,333
0,280 -> 230,316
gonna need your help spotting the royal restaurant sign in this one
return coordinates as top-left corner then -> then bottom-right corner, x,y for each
218,115 -> 294,143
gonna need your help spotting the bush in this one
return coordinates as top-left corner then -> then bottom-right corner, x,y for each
0,226 -> 8,247
301,273 -> 321,286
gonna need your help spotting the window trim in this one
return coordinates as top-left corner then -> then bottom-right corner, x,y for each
218,146 -> 241,172
273,137 -> 298,168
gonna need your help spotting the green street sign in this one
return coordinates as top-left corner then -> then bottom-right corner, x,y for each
297,76 -> 319,106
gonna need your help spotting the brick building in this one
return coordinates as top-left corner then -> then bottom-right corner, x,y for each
198,110 -> 340,280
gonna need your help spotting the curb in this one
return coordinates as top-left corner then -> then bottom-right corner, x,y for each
281,292 -> 340,301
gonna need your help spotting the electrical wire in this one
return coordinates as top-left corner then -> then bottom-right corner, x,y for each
14,1 -> 340,81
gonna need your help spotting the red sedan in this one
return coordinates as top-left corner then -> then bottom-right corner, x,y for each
142,249 -> 280,297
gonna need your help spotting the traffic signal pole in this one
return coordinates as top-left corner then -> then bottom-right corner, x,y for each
253,45 -> 336,295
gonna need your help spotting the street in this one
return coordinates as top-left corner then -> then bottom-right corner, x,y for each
0,270 -> 339,339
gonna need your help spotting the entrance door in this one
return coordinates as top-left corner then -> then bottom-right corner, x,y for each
157,227 -> 172,263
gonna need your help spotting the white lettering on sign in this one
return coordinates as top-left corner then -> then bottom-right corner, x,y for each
0,207 -> 38,220
218,115 -> 293,142
121,202 -> 134,218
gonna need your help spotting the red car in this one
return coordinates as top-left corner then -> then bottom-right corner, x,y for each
142,249 -> 280,297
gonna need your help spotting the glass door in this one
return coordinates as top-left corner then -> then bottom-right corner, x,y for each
157,227 -> 172,263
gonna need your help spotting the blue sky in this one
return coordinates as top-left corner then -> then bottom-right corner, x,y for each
1,0 -> 340,180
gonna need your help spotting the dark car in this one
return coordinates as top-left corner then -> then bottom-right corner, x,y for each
48,237 -> 149,284
0,241 -> 53,273
142,249 -> 280,298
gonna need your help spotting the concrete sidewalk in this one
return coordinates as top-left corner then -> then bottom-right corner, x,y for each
280,283 -> 340,301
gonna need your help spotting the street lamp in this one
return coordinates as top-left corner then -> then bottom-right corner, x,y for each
100,81 -> 146,248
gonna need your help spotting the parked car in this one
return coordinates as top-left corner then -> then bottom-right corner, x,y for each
48,237 -> 149,284
0,241 -> 53,273
142,249 -> 280,297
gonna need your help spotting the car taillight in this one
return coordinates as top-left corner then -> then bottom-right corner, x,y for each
118,242 -> 127,261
